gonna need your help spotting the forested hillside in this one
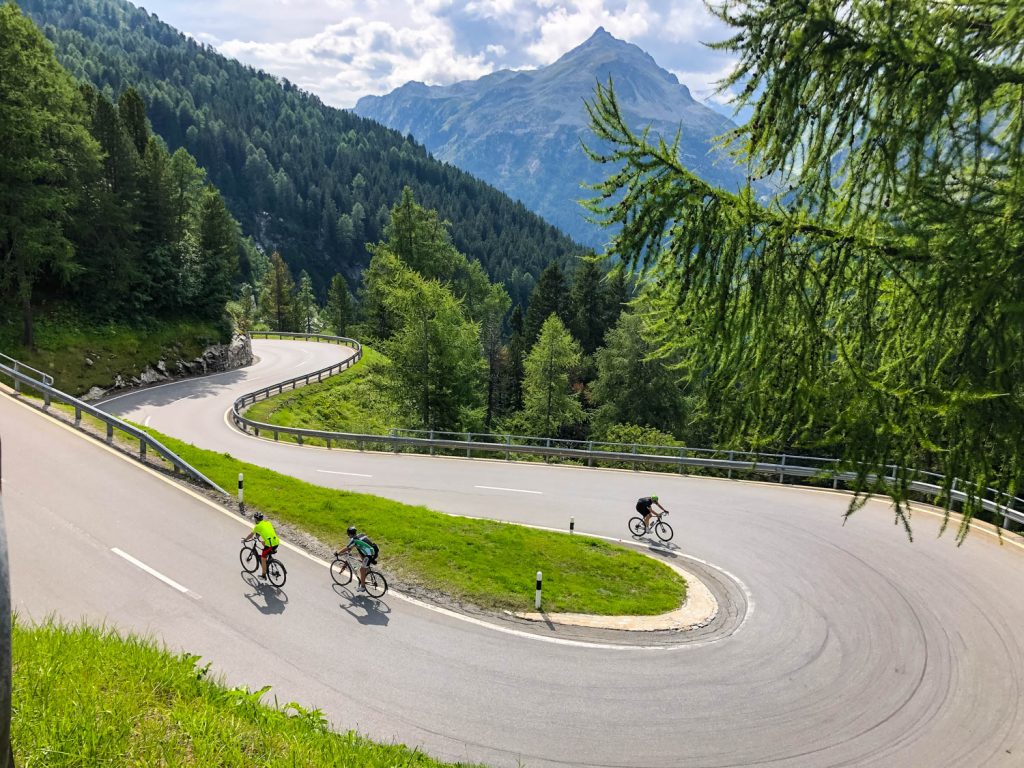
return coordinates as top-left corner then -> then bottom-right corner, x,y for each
1,4 -> 240,348
18,0 -> 583,304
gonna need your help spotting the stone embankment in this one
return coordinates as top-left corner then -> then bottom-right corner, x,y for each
81,334 -> 252,401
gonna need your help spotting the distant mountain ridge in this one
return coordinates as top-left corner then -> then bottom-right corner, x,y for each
355,28 -> 747,248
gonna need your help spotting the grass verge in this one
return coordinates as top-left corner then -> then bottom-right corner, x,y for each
12,618 -> 477,767
150,428 -> 686,615
0,307 -> 226,396
245,346 -> 405,435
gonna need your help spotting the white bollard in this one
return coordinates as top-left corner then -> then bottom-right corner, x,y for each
535,570 -> 542,610
238,473 -> 245,514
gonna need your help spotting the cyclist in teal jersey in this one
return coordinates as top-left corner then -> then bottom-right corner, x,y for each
337,526 -> 378,592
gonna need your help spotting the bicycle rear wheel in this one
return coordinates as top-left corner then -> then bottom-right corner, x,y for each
239,545 -> 258,573
267,559 -> 287,587
364,570 -> 388,598
331,559 -> 353,586
654,521 -> 674,542
628,517 -> 647,537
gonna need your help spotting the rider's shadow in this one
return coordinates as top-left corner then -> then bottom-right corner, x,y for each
241,571 -> 289,615
630,534 -> 681,555
333,584 -> 391,626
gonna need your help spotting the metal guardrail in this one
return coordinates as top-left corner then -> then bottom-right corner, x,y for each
0,351 -> 53,387
0,360 -> 228,496
232,335 -> 1024,529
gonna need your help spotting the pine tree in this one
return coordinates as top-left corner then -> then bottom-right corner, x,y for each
295,270 -> 319,333
0,5 -> 100,346
524,263 -> 570,345
117,87 -> 149,157
519,315 -> 584,437
568,258 -> 607,355
261,252 -> 296,331
325,274 -> 353,336
196,186 -> 240,319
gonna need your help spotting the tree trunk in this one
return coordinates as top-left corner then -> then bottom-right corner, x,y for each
20,289 -> 34,350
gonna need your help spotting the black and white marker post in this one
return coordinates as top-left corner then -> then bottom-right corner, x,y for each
238,473 -> 245,515
535,570 -> 542,610
569,516 -> 575,534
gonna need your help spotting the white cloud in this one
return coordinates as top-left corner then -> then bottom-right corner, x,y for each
140,1 -> 737,108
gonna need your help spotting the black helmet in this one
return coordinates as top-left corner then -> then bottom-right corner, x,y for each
253,512 -> 264,522
347,526 -> 357,537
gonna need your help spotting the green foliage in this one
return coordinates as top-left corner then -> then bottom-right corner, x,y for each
20,0 -> 583,302
568,258 -> 625,355
590,311 -> 688,439
295,270 -> 320,333
13,619 -> 481,766
517,315 -> 585,436
260,252 -> 296,332
325,273 -> 353,336
523,263 -> 570,345
149,429 -> 687,614
382,264 -> 487,431
584,0 -> 1024,537
0,4 -> 100,346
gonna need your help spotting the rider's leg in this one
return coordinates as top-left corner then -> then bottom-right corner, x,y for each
260,552 -> 268,578
359,565 -> 368,586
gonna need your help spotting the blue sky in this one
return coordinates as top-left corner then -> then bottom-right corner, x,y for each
136,0 -> 741,112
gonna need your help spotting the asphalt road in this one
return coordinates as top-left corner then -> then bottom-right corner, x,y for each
5,338 -> 1024,767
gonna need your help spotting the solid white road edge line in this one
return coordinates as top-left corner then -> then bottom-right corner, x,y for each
474,485 -> 542,494
317,469 -> 373,478
111,547 -> 201,599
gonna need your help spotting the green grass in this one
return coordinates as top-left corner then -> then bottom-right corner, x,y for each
12,618 -> 478,767
150,429 -> 686,615
245,346 -> 405,435
0,307 -> 226,396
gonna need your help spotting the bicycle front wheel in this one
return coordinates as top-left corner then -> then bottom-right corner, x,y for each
628,517 -> 647,537
364,570 -> 388,598
331,559 -> 353,586
267,559 -> 287,587
654,521 -> 674,542
239,545 -> 259,573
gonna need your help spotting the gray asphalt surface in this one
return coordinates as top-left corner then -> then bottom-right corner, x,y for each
5,338 -> 1024,767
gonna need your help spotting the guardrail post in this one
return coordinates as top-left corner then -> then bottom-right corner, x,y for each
466,433 -> 471,459
833,460 -> 839,489
106,423 -> 114,444
728,450 -> 734,479
779,454 -> 786,483
139,440 -> 147,460
43,391 -> 50,409
74,407 -> 81,427
391,428 -> 398,454
296,434 -> 303,446
505,435 -> 511,462
326,437 -> 331,449
273,430 -> 279,441
429,430 -> 434,455
632,443 -> 637,471
587,441 -> 594,467
545,437 -> 551,463
679,447 -> 685,474
11,379 -> 17,394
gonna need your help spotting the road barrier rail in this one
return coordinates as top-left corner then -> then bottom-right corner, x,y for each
233,335 -> 1024,529
0,359 -> 227,496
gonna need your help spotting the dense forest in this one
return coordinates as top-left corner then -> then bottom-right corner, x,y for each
17,0 -> 584,305
1,4 -> 241,347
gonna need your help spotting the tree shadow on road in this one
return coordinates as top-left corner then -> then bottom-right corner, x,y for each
332,583 -> 391,627
241,571 -> 289,614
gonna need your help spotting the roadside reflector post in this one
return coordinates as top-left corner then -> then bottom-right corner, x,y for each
238,473 -> 245,515
535,570 -> 542,610
569,516 -> 575,534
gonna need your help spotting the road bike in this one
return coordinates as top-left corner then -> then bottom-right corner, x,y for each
628,510 -> 674,542
239,535 -> 287,587
331,552 -> 388,597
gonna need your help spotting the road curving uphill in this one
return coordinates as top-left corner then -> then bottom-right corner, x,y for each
4,337 -> 1024,767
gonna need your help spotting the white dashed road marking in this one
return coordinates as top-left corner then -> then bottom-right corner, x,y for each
111,547 -> 200,599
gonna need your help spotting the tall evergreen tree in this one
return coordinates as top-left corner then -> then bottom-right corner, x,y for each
325,273 -> 353,336
524,263 -> 570,345
196,186 -> 240,319
505,305 -> 527,412
295,270 -> 319,333
519,315 -> 584,437
117,87 -> 149,157
569,258 -> 607,355
261,252 -> 296,331
0,4 -> 100,346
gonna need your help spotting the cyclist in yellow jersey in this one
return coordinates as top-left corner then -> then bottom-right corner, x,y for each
242,512 -> 279,581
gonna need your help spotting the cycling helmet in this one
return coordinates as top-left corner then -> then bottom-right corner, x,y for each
253,512 -> 264,522
651,495 -> 659,502
347,526 -> 357,537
